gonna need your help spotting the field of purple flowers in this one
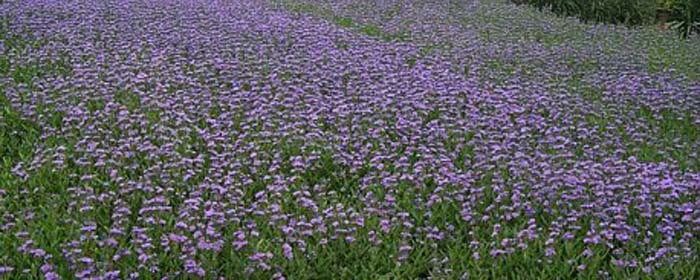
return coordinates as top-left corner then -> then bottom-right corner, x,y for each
1,0 -> 700,279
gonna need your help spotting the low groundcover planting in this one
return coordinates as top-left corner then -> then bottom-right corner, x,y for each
1,0 -> 700,279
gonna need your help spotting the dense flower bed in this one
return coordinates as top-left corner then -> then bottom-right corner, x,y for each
1,0 -> 699,278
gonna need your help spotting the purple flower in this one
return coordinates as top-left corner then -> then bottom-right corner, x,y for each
545,248 -> 556,257
282,243 -> 293,260
380,219 -> 391,233
104,270 -> 121,279
0,266 -> 14,274
45,272 -> 60,280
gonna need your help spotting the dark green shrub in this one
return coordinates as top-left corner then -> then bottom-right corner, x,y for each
516,0 -> 699,37
669,0 -> 700,37
520,0 -> 657,25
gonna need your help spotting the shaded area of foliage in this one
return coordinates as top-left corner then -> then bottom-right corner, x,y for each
515,0 -> 699,37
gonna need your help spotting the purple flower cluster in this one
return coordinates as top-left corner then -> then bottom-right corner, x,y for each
1,0 -> 699,278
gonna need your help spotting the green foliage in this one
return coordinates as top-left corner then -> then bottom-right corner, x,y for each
0,94 -> 40,167
521,0 -> 658,25
668,0 -> 700,37
517,0 -> 700,37
335,17 -> 355,28
658,0 -> 676,9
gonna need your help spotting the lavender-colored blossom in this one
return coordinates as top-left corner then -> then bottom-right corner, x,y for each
282,243 -> 294,260
0,267 -> 14,274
